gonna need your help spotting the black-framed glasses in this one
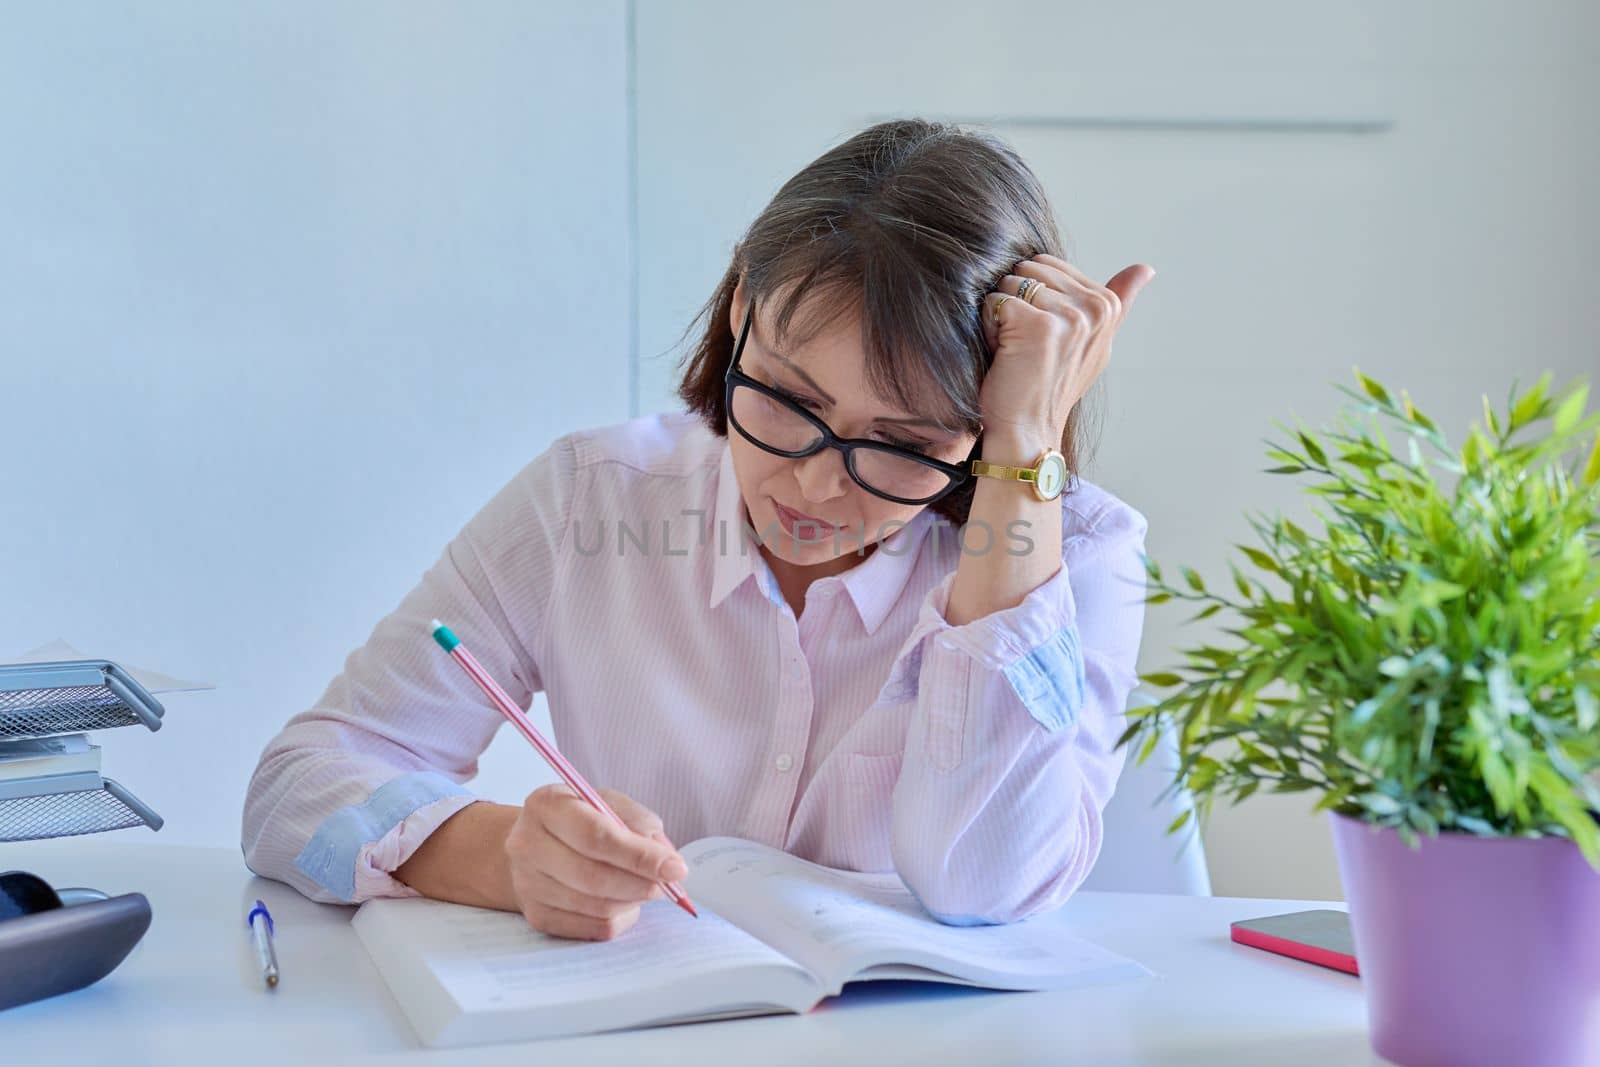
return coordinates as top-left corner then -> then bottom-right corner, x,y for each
723,302 -> 975,506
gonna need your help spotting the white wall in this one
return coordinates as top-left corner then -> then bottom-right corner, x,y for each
633,1 -> 1599,899
1,3 -> 628,847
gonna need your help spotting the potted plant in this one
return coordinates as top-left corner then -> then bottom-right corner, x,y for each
1120,371 -> 1600,1067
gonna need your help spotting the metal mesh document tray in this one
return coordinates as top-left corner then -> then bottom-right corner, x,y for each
0,771 -> 164,842
0,661 -> 165,740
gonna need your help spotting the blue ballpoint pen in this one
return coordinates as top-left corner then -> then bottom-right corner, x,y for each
247,899 -> 280,988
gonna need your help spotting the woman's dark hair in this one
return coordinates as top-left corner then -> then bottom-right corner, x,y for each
676,118 -> 1095,526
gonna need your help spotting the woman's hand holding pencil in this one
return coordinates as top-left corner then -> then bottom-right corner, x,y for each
427,620 -> 697,940
505,783 -> 690,941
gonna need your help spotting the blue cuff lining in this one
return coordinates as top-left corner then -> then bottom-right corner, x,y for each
904,879 -> 1002,928
1000,625 -> 1087,733
293,770 -> 471,902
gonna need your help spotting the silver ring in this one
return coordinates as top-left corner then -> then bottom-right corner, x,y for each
1016,278 -> 1045,305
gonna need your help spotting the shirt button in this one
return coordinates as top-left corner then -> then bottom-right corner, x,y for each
774,753 -> 794,773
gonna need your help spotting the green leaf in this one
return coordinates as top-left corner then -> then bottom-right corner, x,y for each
1137,727 -> 1162,765
1355,369 -> 1392,406
1583,432 -> 1600,486
1190,757 -> 1222,792
1232,568 -> 1252,599
1377,656 -> 1410,678
1553,384 -> 1589,436
1400,389 -> 1438,432
1411,808 -> 1440,837
1298,432 -> 1328,467
1576,687 -> 1598,732
1141,672 -> 1185,688
1482,752 -> 1515,814
1359,792 -> 1402,816
1240,546 -> 1279,573
1166,809 -> 1193,834
1509,375 -> 1551,430
1312,791 -> 1344,813
1571,821 -> 1600,871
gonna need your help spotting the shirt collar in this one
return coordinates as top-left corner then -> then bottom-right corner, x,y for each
708,443 -> 768,610
835,510 -> 933,635
707,440 -> 933,634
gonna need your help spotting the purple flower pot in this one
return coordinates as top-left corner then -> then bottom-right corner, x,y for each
1331,813 -> 1600,1067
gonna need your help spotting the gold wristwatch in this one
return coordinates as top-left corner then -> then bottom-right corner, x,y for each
969,448 -> 1070,501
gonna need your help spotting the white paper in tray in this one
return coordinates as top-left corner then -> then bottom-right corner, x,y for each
3,639 -> 215,694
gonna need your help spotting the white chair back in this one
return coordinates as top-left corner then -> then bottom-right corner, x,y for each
1081,689 -> 1213,895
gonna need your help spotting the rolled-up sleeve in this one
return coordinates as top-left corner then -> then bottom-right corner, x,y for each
887,500 -> 1148,925
241,436 -> 576,904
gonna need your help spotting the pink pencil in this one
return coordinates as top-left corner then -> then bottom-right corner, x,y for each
428,619 -> 698,918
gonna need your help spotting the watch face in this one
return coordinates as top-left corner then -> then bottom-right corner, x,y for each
1035,452 -> 1068,500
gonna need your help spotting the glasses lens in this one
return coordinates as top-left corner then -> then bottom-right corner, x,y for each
729,382 -> 824,455
728,380 -> 959,503
851,447 -> 957,503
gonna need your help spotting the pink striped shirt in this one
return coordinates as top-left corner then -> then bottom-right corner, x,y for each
241,411 -> 1148,924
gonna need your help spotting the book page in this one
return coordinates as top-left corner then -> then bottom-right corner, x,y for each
356,894 -> 816,1013
680,837 -> 1148,996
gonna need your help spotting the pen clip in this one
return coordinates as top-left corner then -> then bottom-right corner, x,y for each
247,899 -> 274,935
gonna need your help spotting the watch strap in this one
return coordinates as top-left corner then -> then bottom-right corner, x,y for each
968,458 -> 1039,485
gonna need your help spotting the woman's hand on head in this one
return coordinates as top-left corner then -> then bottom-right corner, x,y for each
504,783 -> 688,941
978,254 -> 1156,451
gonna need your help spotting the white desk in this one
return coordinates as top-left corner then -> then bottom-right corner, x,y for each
1,838 -> 1387,1066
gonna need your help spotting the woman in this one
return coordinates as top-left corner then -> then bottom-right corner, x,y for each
242,118 -> 1154,941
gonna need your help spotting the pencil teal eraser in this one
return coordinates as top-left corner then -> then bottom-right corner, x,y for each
430,619 -> 461,652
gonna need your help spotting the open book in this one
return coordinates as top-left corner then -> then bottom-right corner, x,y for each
352,836 -> 1149,1048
